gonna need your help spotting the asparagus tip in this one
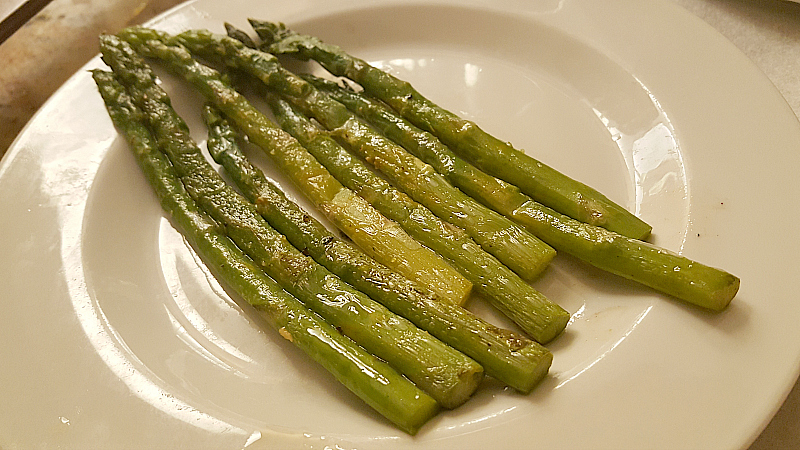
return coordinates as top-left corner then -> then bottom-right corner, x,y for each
225,22 -> 258,49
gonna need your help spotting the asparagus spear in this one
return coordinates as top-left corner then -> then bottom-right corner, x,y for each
252,20 -> 652,240
203,104 -> 552,391
100,34 -> 483,408
116,26 -> 568,343
308,76 -> 740,310
268,95 -> 569,343
176,28 -> 555,282
92,69 -> 439,434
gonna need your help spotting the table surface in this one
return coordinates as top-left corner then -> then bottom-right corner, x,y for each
0,0 -> 798,447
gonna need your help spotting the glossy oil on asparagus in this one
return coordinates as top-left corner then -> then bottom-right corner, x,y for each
267,95 -> 569,343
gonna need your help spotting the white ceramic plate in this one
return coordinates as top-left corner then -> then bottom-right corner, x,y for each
2,0 -> 800,448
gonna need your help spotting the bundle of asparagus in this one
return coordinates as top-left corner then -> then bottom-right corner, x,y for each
94,32 -> 555,434
92,68 -> 439,434
302,75 -> 740,311
202,104 -> 553,394
246,21 -> 740,311
252,20 -> 652,241
92,19 -> 740,434
99,35 -> 487,411
119,26 -> 571,344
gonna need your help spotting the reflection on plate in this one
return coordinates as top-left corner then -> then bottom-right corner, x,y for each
2,0 -> 800,448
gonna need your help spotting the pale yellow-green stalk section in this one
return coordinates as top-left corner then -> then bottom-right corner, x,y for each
324,188 -> 473,305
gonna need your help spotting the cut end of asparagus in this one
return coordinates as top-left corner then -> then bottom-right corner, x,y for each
394,398 -> 440,436
537,309 -> 571,344
522,289 -> 572,345
617,238 -> 741,311
252,306 -> 440,437
521,243 -> 557,281
632,222 -> 653,241
439,364 -> 485,410
695,272 -> 740,312
325,187 -> 473,306
514,347 -> 554,394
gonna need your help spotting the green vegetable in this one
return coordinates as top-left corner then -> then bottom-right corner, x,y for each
178,28 -> 555,282
92,68 -> 439,434
101,33 -> 483,408
252,20 -> 652,240
268,94 -> 569,343
117,27 -> 471,307
203,103 -> 553,392
118,25 -> 568,342
307,76 -> 740,310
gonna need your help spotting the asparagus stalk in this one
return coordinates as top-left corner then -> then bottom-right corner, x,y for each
252,20 -> 652,240
203,104 -> 552,391
308,76 -> 740,310
177,28 -> 555,282
268,94 -> 569,343
117,30 -> 470,307
100,34 -> 483,408
92,69 -> 439,434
